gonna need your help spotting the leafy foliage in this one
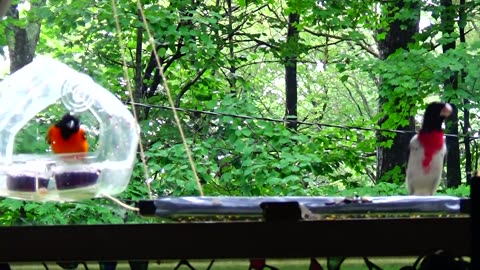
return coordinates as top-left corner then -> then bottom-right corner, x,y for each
0,0 -> 479,225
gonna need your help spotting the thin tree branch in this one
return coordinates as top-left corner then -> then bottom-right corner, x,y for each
303,28 -> 380,58
175,67 -> 209,107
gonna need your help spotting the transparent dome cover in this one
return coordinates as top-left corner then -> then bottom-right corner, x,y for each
0,56 -> 140,201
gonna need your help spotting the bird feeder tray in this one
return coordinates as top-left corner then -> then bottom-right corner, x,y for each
0,56 -> 140,202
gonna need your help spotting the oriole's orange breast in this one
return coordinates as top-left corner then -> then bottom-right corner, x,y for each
47,126 -> 89,154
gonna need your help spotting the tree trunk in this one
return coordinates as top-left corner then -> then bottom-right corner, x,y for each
0,0 -> 11,19
459,0 -> 471,183
441,0 -> 461,187
6,3 -> 41,73
227,0 -> 236,90
285,12 -> 299,130
376,0 -> 420,181
463,98 -> 471,182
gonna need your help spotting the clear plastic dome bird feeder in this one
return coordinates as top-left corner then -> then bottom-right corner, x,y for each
0,56 -> 139,202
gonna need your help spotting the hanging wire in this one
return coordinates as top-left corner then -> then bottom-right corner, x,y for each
128,101 -> 480,140
110,0 -> 152,200
135,1 -> 204,196
101,193 -> 139,212
109,0 -> 204,197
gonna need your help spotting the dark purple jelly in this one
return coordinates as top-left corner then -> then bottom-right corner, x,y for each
6,174 -> 50,192
55,170 -> 100,190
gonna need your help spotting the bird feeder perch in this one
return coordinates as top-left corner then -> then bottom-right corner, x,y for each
0,56 -> 139,202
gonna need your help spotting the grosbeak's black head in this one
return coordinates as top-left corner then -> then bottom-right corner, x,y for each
421,102 -> 452,132
55,113 -> 81,140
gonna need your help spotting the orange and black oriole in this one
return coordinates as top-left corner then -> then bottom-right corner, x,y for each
46,113 -> 88,154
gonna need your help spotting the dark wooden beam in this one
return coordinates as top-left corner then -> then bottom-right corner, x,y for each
0,217 -> 470,263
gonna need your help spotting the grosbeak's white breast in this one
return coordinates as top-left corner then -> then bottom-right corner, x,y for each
406,130 -> 446,195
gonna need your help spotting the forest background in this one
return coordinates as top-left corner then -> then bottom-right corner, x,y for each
0,0 -> 478,224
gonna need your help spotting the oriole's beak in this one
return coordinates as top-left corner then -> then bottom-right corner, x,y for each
67,120 -> 75,129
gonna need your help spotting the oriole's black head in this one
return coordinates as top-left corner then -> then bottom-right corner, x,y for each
55,113 -> 81,140
421,102 -> 452,132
